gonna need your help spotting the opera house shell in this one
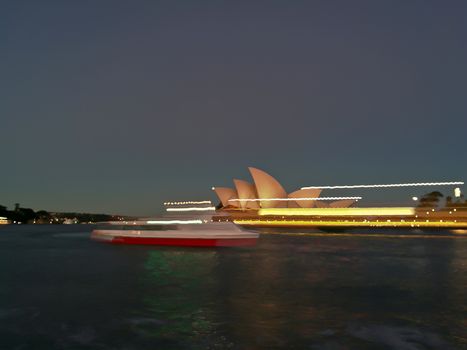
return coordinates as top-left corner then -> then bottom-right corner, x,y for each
213,167 -> 355,210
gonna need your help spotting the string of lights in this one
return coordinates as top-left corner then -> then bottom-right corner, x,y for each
163,201 -> 212,205
228,196 -> 361,202
301,181 -> 464,190
146,220 -> 203,225
166,207 -> 216,212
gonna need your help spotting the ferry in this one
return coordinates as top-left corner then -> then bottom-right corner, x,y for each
91,214 -> 259,247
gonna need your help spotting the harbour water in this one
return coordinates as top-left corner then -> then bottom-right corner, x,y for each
0,225 -> 466,349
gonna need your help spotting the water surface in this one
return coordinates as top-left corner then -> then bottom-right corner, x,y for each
0,225 -> 466,349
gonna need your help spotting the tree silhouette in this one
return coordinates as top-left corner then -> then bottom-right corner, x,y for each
418,191 -> 444,208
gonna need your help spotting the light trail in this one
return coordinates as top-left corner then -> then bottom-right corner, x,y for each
166,206 -> 216,212
234,219 -> 467,229
301,181 -> 464,190
163,201 -> 212,205
258,207 -> 415,216
228,196 -> 361,202
146,220 -> 203,225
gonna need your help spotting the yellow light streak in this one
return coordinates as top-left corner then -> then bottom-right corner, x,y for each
234,219 -> 467,228
166,207 -> 216,212
258,207 -> 415,216
301,181 -> 464,190
451,229 -> 467,235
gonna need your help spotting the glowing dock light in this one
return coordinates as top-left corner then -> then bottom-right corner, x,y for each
258,207 -> 415,217
146,220 -> 203,225
166,206 -> 216,212
228,196 -> 362,203
301,181 -> 464,190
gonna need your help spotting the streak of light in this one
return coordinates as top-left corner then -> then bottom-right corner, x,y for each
301,181 -> 464,190
163,201 -> 212,205
166,207 -> 216,212
228,196 -> 361,202
146,220 -> 203,225
234,219 -> 467,229
258,207 -> 415,216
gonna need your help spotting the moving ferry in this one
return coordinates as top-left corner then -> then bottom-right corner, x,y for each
91,214 -> 259,247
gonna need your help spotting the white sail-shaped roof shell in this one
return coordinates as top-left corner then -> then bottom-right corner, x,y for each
315,200 -> 354,208
288,189 -> 322,208
213,187 -> 239,208
329,199 -> 355,208
315,201 -> 330,208
249,167 -> 287,208
233,179 -> 259,210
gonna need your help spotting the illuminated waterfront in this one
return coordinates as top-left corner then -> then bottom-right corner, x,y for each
1,225 -> 466,349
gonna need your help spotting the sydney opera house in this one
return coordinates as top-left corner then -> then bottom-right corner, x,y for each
212,167 -> 355,211
164,167 -> 466,231
207,167 -> 467,232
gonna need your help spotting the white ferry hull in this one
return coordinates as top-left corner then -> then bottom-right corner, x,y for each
91,228 -> 259,247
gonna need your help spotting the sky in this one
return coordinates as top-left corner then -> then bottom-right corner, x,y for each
1,0 -> 466,216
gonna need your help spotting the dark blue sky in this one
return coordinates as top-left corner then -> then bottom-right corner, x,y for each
1,0 -> 466,215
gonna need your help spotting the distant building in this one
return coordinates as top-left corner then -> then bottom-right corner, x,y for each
213,167 -> 355,210
63,218 -> 79,225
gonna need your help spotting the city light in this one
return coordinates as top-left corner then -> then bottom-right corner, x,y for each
164,200 -> 212,205
234,218 -> 467,229
454,187 -> 462,198
258,207 -> 415,216
146,220 -> 203,225
166,206 -> 216,212
301,181 -> 464,190
228,196 -> 362,202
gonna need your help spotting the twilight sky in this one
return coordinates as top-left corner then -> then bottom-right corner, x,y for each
1,0 -> 466,216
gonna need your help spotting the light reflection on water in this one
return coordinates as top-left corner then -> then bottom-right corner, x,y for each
0,225 -> 466,349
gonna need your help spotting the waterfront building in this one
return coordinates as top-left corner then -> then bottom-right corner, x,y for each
212,167 -> 356,210
211,168 -> 467,232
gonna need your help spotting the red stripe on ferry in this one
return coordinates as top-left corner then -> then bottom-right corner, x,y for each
110,236 -> 257,247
